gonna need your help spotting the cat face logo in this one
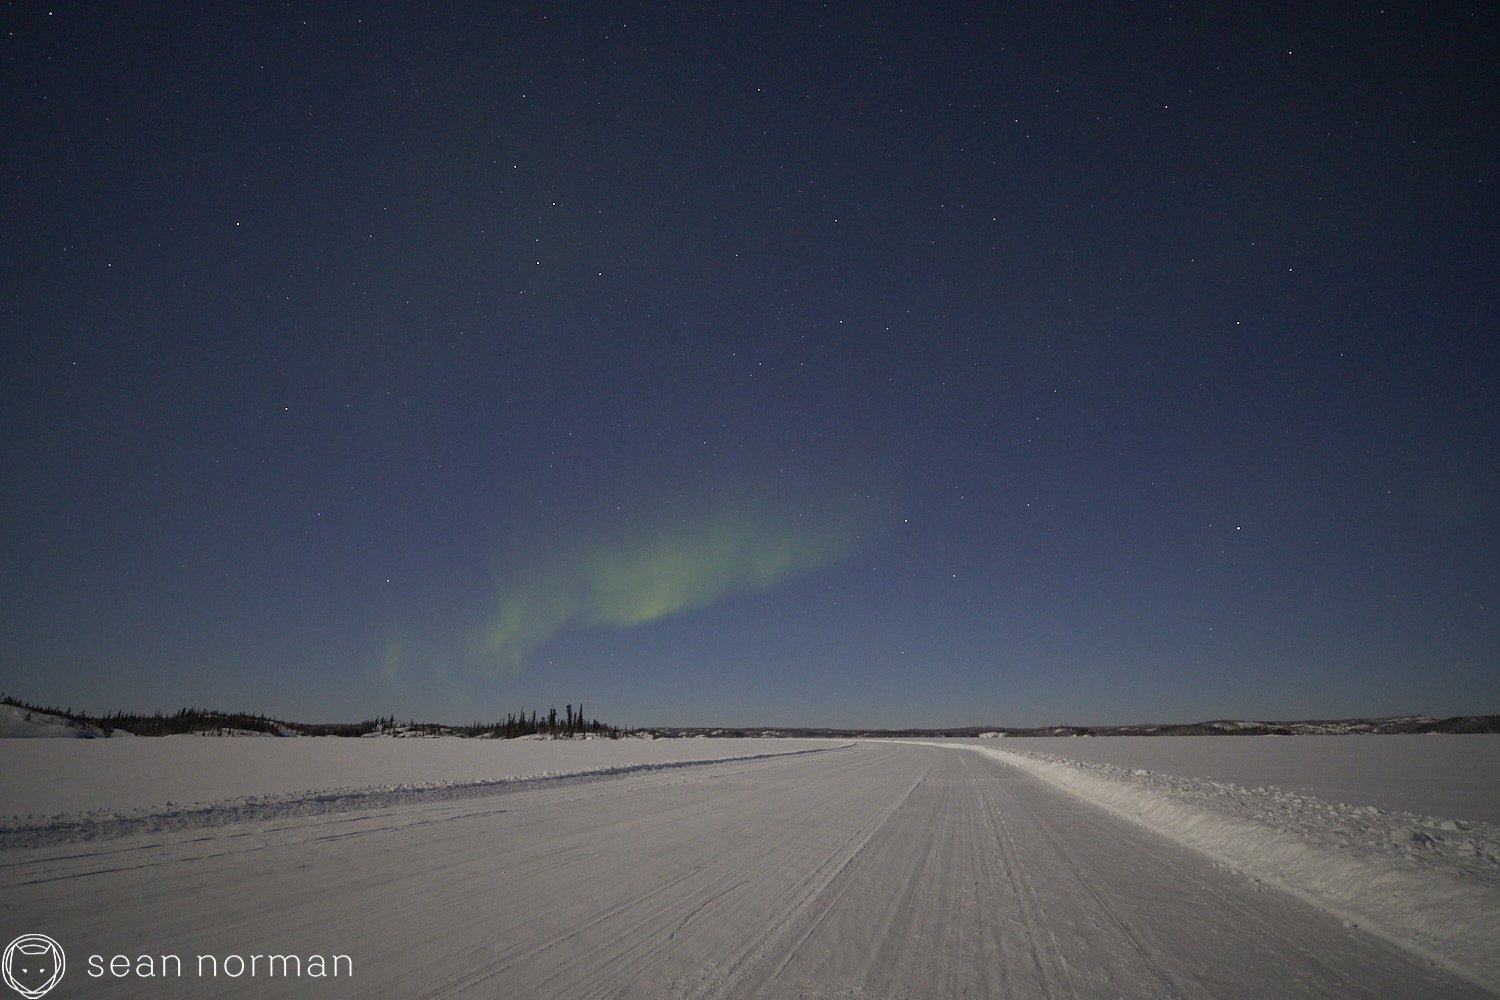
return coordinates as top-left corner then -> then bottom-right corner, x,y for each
3,935 -> 65,999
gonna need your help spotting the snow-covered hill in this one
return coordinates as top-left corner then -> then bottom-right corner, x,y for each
0,703 -> 111,738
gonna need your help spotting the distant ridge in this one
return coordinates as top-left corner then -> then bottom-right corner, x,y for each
644,715 -> 1500,738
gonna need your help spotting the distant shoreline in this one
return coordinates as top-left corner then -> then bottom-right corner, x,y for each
2,696 -> 1495,738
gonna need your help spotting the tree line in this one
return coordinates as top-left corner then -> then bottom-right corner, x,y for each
456,703 -> 618,739
0,694 -> 626,739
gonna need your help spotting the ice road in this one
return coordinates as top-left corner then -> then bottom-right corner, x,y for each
0,740 -> 1487,998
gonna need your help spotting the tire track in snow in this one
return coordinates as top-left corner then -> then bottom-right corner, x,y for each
778,748 -> 1009,999
420,741 -> 915,999
721,761 -> 935,998
960,750 -> 1077,999
993,763 -> 1187,998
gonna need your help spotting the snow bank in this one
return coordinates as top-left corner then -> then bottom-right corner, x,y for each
954,743 -> 1500,994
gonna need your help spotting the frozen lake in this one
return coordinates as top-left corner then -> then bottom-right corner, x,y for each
0,735 -> 833,819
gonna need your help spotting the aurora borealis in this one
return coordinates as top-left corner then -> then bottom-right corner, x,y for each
485,496 -> 886,668
2,4 -> 1496,727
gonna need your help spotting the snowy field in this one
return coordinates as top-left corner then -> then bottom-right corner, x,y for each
945,734 -> 1500,823
0,733 -> 832,819
2,736 -> 1497,997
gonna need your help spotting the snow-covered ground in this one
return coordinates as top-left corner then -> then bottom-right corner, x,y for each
2,737 -> 1495,997
0,735 -> 834,824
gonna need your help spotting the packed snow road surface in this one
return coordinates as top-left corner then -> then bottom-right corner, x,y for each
1,741 -> 1485,998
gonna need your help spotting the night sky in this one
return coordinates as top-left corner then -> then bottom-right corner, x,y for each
3,3 -> 1496,728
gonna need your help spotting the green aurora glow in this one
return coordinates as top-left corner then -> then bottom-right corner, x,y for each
485,500 -> 880,667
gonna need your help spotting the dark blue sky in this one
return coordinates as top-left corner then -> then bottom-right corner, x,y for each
3,3 -> 1496,727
